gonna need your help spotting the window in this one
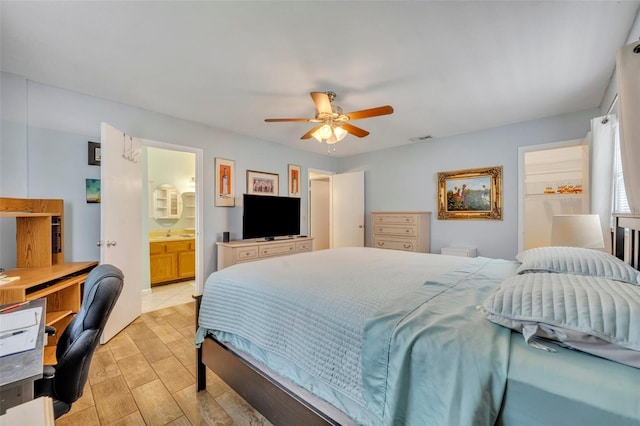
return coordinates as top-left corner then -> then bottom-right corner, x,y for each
613,128 -> 631,214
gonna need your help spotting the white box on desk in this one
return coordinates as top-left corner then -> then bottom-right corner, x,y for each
440,247 -> 477,257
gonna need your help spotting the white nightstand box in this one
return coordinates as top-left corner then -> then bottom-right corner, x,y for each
440,247 -> 477,257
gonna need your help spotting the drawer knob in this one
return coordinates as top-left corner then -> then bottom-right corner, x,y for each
377,241 -> 384,246
403,244 -> 411,248
406,229 -> 410,233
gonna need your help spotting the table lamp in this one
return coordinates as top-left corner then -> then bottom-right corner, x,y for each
550,214 -> 605,249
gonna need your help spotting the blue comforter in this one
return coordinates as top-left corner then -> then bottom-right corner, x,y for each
197,247 -> 518,425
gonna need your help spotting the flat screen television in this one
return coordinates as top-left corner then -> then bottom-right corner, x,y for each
242,194 -> 301,240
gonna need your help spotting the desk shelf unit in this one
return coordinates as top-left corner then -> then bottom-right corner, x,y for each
1,197 -> 97,364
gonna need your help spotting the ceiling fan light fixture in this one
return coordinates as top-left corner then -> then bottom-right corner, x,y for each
265,91 -> 394,152
326,134 -> 339,144
333,126 -> 347,141
311,130 -> 323,143
319,124 -> 333,139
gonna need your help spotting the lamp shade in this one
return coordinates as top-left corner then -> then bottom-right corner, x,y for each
550,214 -> 605,249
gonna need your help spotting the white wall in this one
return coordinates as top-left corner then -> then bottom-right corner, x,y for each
0,71 -> 602,268
0,73 -> 337,275
337,108 -> 599,260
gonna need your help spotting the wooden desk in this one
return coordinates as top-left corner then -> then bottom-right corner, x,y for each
0,261 -> 97,364
0,299 -> 46,414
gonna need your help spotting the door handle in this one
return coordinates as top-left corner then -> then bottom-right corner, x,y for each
96,241 -> 103,247
106,240 -> 117,247
358,225 -> 364,228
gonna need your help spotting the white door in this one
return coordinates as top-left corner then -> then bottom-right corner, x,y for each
332,171 -> 365,247
99,123 -> 142,343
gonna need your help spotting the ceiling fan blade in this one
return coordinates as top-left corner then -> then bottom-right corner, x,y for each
265,118 -> 314,122
310,92 -> 332,115
344,105 -> 394,120
341,123 -> 370,138
301,125 -> 323,139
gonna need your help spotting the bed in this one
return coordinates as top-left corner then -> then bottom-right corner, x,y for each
195,216 -> 640,425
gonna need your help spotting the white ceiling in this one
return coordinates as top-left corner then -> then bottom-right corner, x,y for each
1,1 -> 638,157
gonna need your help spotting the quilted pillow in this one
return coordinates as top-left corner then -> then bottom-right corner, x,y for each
516,246 -> 639,285
482,272 -> 640,368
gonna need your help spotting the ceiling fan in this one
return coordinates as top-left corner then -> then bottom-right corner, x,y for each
264,91 -> 394,149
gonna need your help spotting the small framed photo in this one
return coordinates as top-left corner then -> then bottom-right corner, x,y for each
247,170 -> 279,196
215,158 -> 235,207
86,178 -> 101,203
437,166 -> 503,220
288,164 -> 301,197
88,141 -> 101,166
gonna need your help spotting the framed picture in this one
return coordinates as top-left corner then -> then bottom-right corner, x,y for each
88,141 -> 101,166
215,158 -> 235,207
288,164 -> 301,197
247,170 -> 279,196
85,178 -> 101,203
437,166 -> 503,220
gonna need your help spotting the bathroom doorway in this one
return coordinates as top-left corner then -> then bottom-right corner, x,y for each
143,144 -> 203,312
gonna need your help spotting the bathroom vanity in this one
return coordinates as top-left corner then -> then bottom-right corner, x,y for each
149,232 -> 195,286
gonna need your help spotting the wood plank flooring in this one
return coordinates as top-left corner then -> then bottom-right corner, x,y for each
56,302 -> 273,426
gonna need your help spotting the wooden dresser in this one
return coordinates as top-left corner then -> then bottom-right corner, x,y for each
216,237 -> 314,270
372,211 -> 431,253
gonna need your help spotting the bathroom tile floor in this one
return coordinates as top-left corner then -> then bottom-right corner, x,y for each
142,280 -> 196,313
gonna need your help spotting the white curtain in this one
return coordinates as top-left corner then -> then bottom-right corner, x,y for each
590,116 -> 617,254
616,41 -> 640,214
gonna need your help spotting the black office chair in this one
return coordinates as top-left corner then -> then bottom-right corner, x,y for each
34,264 -> 124,419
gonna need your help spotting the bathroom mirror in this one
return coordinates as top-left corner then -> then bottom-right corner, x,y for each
152,184 -> 183,224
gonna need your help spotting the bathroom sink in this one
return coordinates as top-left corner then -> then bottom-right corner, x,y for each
149,234 -> 194,242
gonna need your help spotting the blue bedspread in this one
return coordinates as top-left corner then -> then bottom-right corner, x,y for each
363,257 -> 517,425
197,248 -> 518,425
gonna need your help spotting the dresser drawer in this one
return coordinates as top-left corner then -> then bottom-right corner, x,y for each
296,240 -> 312,252
236,247 -> 259,261
374,214 -> 416,225
259,242 -> 295,257
374,237 -> 417,252
374,225 -> 417,237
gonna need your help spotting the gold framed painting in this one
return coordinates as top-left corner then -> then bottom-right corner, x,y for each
215,158 -> 235,207
288,164 -> 301,197
437,166 -> 503,220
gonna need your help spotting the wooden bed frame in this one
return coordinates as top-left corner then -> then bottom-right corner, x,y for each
194,295 -> 338,425
195,215 -> 640,426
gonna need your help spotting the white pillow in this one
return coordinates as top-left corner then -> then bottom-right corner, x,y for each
516,246 -> 639,285
483,272 -> 640,368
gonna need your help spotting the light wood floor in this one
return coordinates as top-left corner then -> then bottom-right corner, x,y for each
56,302 -> 273,426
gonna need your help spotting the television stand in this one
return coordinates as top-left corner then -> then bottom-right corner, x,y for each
216,237 -> 314,270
